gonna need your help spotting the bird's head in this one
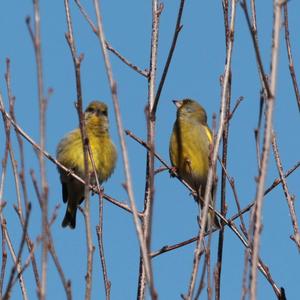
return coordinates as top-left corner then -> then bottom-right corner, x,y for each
173,99 -> 207,124
84,101 -> 110,132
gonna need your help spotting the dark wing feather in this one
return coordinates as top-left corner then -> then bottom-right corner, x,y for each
62,182 -> 68,203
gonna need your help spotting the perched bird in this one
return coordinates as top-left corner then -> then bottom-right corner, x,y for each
56,101 -> 117,229
169,99 -> 219,230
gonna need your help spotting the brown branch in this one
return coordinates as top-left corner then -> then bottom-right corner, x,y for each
240,0 -> 272,98
96,224 -> 111,300
64,1 -> 94,299
3,203 -> 31,300
194,243 -> 209,300
228,96 -> 244,121
215,3 -> 233,294
186,2 -> 237,298
30,170 -> 73,300
87,141 -> 110,299
0,219 -> 8,296
10,244 -> 37,290
106,42 -> 149,78
283,3 -> 300,111
74,0 -> 148,78
151,0 -> 186,116
217,157 -> 247,233
4,59 -> 41,291
271,133 -> 300,251
2,226 -> 28,300
137,1 -> 162,299
90,0 -> 157,299
26,1 -> 49,298
249,1 -> 283,299
254,90 -> 265,171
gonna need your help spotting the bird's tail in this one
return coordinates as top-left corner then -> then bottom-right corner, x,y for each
206,209 -> 220,231
61,205 -> 77,229
196,192 -> 221,232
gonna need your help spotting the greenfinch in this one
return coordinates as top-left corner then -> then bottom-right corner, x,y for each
169,99 -> 219,230
56,101 -> 117,229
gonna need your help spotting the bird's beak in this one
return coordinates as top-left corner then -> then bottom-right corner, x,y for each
172,100 -> 183,109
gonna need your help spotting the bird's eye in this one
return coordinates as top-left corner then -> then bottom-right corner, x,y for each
184,107 -> 193,113
86,107 -> 94,113
101,109 -> 108,116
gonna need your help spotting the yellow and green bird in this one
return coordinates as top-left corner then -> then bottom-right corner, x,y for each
169,99 -> 219,230
56,101 -> 117,229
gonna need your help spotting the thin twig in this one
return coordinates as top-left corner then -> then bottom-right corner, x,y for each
4,59 -> 41,291
74,0 -> 148,77
152,0 -> 186,116
283,3 -> 300,111
217,157 -> 247,233
106,42 -> 149,78
91,0 -> 156,299
2,225 -> 28,300
26,1 -> 49,298
137,1 -> 161,299
150,219 -> 282,298
3,203 -> 31,300
240,0 -> 272,98
216,3 -> 232,295
30,169 -> 73,300
249,2 -> 283,299
87,143 -> 110,299
0,219 -> 8,296
271,133 -> 300,251
186,2 -> 237,299
64,1 -> 94,299
254,90 -> 265,171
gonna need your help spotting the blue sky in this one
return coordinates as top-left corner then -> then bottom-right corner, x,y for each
0,1 -> 299,299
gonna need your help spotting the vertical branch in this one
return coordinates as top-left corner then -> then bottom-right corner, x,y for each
30,169 -> 72,300
0,94 -> 28,300
283,3 -> 300,111
186,1 -> 237,298
4,61 -> 23,213
3,203 -> 31,300
1,220 -> 28,300
27,1 -> 48,298
137,1 -> 162,299
88,143 -> 110,299
249,1 -> 283,299
271,133 -> 300,251
215,1 -> 231,299
0,100 -> 8,293
0,219 -> 7,296
92,0 -> 157,299
63,1 -> 94,299
4,60 -> 41,290
152,0 -> 185,115
87,0 -> 160,299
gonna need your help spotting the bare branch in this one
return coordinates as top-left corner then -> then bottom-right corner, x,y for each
272,133 -> 300,251
91,0 -> 156,298
152,0 -> 186,116
26,1 -> 49,298
186,2 -> 237,299
283,3 -> 300,111
64,1 -> 94,298
74,0 -> 148,77
249,2 -> 283,299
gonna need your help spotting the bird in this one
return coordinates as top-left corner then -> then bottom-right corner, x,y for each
56,101 -> 117,229
169,98 -> 220,230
